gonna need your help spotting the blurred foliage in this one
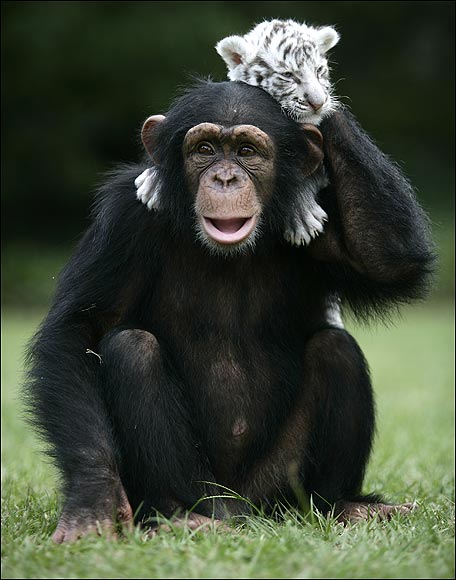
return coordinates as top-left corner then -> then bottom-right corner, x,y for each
1,1 -> 455,305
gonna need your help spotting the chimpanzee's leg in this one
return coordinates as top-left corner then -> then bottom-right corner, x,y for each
98,328 -> 225,525
242,327 -> 414,522
300,327 -> 415,521
299,328 -> 374,504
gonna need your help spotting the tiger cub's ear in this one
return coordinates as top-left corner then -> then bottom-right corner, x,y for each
314,26 -> 340,55
216,35 -> 250,69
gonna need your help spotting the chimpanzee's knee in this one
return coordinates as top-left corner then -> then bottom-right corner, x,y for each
99,328 -> 161,374
304,328 -> 371,389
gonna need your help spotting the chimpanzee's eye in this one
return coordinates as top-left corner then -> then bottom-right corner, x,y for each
238,145 -> 256,157
197,142 -> 215,155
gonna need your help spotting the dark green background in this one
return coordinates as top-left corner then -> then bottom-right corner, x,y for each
2,1 -> 454,305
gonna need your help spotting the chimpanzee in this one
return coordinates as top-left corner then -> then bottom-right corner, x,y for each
25,80 -> 434,543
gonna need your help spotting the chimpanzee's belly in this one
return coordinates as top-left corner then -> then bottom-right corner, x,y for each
163,328 -> 302,482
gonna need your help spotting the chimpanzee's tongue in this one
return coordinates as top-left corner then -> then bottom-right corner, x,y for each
210,218 -> 247,233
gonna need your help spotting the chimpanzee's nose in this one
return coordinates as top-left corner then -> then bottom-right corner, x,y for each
214,168 -> 237,188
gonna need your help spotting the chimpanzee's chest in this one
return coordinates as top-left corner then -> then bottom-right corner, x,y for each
151,271 -> 284,392
153,251 -> 309,370
150,247 -> 321,334
149,246 -> 313,353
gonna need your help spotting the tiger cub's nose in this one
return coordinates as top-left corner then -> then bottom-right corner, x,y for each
308,97 -> 326,111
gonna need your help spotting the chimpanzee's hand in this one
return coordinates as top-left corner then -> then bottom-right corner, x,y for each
52,479 -> 133,543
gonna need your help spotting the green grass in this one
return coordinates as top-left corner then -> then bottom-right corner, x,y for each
1,302 -> 454,579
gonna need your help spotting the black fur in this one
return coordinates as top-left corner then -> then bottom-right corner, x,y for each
24,81 -> 435,534
312,108 -> 436,321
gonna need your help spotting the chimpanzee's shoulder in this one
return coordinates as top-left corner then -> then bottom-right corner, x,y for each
90,163 -> 152,221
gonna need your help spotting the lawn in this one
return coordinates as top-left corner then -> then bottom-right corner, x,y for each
1,301 -> 454,579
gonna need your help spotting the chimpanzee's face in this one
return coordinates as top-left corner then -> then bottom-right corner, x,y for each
182,122 -> 276,254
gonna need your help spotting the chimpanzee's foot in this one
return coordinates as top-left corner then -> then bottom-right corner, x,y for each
52,486 -> 134,543
148,512 -> 234,536
52,513 -> 117,544
336,500 -> 417,524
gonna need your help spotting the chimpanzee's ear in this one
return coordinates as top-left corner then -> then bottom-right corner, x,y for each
141,115 -> 166,162
215,36 -> 250,69
301,124 -> 324,176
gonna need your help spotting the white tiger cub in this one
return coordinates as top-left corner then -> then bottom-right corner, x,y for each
136,18 -> 340,247
216,19 -> 339,126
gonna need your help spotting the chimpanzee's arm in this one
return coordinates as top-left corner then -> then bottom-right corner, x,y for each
310,109 -> 436,317
24,168 -> 150,539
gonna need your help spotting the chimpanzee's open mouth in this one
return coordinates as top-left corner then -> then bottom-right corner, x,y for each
202,216 -> 257,244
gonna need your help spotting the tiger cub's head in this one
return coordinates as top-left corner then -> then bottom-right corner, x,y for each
216,19 -> 340,125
